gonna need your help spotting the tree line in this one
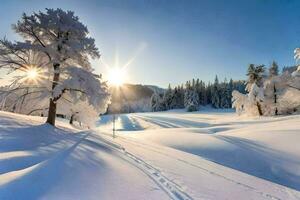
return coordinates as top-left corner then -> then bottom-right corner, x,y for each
151,77 -> 246,112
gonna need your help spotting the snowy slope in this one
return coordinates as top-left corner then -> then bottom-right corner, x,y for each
1,109 -> 300,200
97,109 -> 300,200
0,111 -> 168,200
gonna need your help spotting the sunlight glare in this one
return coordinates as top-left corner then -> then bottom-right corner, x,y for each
23,66 -> 44,84
26,68 -> 38,79
107,67 -> 126,86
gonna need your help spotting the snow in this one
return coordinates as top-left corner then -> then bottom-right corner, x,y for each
97,109 -> 300,200
1,109 -> 300,199
0,111 -> 167,200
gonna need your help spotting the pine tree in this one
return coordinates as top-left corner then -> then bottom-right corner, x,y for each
170,87 -> 184,109
163,84 -> 174,109
211,75 -> 220,108
246,64 -> 265,115
184,89 -> 199,112
269,61 -> 279,77
220,79 -> 231,108
206,82 -> 212,104
150,92 -> 166,111
266,61 -> 279,115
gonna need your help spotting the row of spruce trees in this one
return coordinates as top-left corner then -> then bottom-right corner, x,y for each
150,77 -> 246,112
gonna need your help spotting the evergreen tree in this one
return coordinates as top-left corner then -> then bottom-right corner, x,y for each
184,89 -> 199,112
211,75 -> 220,108
269,61 -> 279,77
220,79 -> 231,108
151,92 -> 166,111
246,64 -> 265,115
206,82 -> 212,104
170,87 -> 184,109
265,61 -> 280,115
163,84 -> 174,109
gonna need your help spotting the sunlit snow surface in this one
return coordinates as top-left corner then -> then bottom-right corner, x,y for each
0,109 -> 300,200
97,108 -> 300,199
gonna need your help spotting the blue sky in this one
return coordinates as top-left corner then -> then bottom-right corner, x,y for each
0,0 -> 300,87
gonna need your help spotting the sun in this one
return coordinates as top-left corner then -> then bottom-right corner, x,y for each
22,66 -> 43,84
26,68 -> 38,79
107,67 -> 126,86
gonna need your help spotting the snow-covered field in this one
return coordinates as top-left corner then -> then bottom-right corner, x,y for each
1,109 -> 300,200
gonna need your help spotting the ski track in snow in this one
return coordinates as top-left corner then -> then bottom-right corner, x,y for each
131,114 -> 211,129
102,133 -> 283,200
93,134 -> 194,200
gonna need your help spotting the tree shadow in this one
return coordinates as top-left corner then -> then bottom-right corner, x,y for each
0,125 -> 116,199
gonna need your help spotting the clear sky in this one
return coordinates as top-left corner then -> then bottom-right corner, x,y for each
1,0 -> 300,87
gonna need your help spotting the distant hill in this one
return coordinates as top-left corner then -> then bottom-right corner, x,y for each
107,84 -> 164,113
145,85 -> 166,94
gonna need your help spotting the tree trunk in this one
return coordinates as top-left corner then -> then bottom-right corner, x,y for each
46,63 -> 60,126
273,84 -> 278,115
69,114 -> 74,125
256,102 -> 263,116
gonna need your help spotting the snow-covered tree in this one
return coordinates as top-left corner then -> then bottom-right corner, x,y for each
246,64 -> 265,90
0,9 -> 110,126
219,79 -> 231,108
248,83 -> 264,115
150,92 -> 165,112
211,75 -> 220,108
246,64 -> 265,115
184,89 -> 199,112
232,90 -> 247,115
264,61 -> 280,115
162,84 -> 174,109
233,59 -> 300,116
290,66 -> 300,90
292,66 -> 300,78
269,61 -> 279,76
54,67 -> 110,125
195,79 -> 206,105
232,64 -> 265,116
170,86 -> 184,109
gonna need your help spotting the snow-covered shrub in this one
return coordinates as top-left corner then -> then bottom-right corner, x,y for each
186,104 -> 198,112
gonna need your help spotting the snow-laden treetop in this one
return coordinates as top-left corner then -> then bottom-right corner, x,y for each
7,8 -> 99,70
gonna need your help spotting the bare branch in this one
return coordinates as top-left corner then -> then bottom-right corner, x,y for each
27,107 -> 48,115
287,85 -> 300,91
